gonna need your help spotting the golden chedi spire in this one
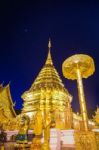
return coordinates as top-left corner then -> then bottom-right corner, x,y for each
45,38 -> 53,65
21,40 -> 72,129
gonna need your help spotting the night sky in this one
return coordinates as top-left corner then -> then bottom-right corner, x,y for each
0,0 -> 99,117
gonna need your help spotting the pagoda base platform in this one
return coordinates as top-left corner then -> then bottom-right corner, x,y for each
4,129 -> 75,150
2,129 -> 99,149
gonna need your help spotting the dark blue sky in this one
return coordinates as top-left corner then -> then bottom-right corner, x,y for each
0,0 -> 99,117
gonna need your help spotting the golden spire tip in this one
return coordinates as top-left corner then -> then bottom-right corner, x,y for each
48,38 -> 51,49
45,38 -> 53,65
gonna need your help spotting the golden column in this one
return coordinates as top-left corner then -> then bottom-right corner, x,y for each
62,54 -> 95,131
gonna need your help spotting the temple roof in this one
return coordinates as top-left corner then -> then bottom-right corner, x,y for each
0,107 -> 8,123
0,84 -> 16,118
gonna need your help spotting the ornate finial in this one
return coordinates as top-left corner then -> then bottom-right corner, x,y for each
48,38 -> 51,50
45,39 -> 53,65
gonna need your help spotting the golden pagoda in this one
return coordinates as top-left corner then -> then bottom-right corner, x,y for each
21,40 -> 73,129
